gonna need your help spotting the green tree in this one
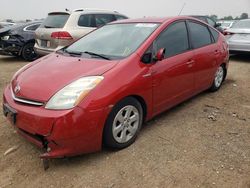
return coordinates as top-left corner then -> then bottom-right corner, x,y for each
240,13 -> 248,19
221,16 -> 234,20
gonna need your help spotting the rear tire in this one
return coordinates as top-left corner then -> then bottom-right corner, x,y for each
21,42 -> 38,61
103,97 -> 143,149
209,65 -> 225,92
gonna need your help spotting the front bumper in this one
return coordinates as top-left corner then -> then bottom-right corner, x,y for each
0,40 -> 22,55
3,85 -> 107,158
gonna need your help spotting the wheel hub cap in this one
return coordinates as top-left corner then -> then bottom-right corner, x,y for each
112,105 -> 139,143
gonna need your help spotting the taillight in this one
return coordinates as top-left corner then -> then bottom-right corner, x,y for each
51,31 -> 73,40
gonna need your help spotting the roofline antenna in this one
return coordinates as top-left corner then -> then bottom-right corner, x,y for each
178,3 -> 186,16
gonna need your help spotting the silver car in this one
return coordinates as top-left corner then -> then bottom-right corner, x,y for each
225,19 -> 250,53
34,9 -> 128,56
218,20 -> 234,30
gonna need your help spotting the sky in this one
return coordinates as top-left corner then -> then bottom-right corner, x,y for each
0,0 -> 250,21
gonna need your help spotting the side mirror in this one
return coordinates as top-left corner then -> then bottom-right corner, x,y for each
141,52 -> 153,64
154,48 -> 165,62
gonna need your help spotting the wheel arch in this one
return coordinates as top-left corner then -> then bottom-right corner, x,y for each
220,62 -> 227,81
19,39 -> 36,55
129,95 -> 148,123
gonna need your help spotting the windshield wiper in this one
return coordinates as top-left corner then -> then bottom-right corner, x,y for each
83,51 -> 110,60
63,49 -> 82,56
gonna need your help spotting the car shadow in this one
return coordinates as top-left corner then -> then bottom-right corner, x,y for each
0,55 -> 26,64
230,54 -> 250,63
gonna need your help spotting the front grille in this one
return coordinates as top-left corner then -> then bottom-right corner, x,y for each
11,88 -> 44,106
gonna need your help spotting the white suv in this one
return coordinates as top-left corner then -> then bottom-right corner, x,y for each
34,9 -> 128,56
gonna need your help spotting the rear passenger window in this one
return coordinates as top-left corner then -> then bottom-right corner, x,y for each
78,14 -> 95,27
209,27 -> 219,42
155,21 -> 189,58
188,21 -> 212,49
95,14 -> 115,27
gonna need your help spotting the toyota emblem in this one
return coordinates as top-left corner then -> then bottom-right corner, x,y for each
14,85 -> 21,94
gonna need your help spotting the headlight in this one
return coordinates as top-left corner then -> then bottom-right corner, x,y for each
1,36 -> 10,40
45,76 -> 104,110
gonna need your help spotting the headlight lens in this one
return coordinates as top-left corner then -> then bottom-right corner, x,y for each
45,76 -> 104,110
1,35 -> 10,40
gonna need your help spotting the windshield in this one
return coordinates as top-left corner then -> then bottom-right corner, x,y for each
66,23 -> 159,60
40,13 -> 69,28
232,20 -> 250,29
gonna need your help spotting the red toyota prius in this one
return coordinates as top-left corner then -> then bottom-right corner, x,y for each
3,17 -> 229,159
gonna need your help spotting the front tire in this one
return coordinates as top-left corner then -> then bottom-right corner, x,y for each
210,65 -> 225,92
21,42 -> 38,61
103,97 -> 143,149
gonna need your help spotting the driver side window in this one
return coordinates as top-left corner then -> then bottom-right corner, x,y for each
155,21 -> 190,58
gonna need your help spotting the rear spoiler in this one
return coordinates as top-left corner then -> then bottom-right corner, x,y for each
48,12 -> 70,15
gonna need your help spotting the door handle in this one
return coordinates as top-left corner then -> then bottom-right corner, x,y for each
186,60 -> 195,67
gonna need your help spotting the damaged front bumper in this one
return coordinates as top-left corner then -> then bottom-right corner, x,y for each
3,85 -> 107,159
0,39 -> 22,56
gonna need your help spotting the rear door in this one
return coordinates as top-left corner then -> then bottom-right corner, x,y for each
152,21 -> 195,115
187,21 -> 218,92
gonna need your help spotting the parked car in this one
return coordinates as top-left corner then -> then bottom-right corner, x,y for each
225,19 -> 250,53
34,9 -> 128,56
190,15 -> 223,33
0,22 -> 15,28
3,16 -> 229,163
217,20 -> 235,30
0,21 -> 41,61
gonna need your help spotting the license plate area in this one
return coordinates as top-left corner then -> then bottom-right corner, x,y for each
40,40 -> 50,48
3,104 -> 17,125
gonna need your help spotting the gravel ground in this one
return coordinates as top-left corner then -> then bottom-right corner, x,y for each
0,54 -> 250,188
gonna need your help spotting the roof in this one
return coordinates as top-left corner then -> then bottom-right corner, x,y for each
112,16 -> 195,24
48,8 -> 122,15
113,17 -> 171,24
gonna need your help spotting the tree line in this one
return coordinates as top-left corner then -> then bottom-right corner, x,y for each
209,13 -> 248,21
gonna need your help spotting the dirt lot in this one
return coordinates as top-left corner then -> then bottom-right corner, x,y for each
0,54 -> 249,188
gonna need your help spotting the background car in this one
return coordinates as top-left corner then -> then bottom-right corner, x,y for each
225,19 -> 250,53
190,15 -> 223,33
34,8 -> 128,56
217,20 -> 235,30
0,21 -> 41,61
0,22 -> 16,28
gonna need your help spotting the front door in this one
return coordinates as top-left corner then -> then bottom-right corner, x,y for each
151,21 -> 195,115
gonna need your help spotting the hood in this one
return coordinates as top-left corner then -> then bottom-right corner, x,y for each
11,53 -> 118,102
0,27 -> 11,37
226,28 -> 250,34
